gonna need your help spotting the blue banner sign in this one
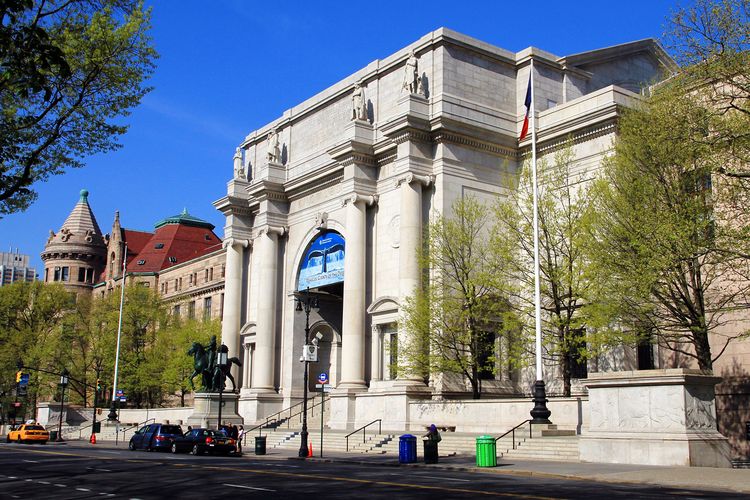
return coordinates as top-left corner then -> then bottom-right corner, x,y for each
298,231 -> 345,290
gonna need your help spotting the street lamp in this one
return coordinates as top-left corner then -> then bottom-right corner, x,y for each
56,369 -> 69,442
295,289 -> 319,458
216,345 -> 228,430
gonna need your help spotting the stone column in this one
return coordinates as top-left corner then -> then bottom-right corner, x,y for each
370,324 -> 382,382
242,343 -> 254,388
221,238 -> 247,384
396,173 -> 433,383
339,193 -> 376,388
253,226 -> 285,392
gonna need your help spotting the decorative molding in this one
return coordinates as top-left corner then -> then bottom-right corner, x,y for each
391,129 -> 431,145
433,131 -> 517,159
256,225 -> 287,238
522,121 -> 617,159
338,152 -> 376,168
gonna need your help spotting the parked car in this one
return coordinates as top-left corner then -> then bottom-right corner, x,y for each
128,423 -> 183,452
7,424 -> 49,444
171,428 -> 235,456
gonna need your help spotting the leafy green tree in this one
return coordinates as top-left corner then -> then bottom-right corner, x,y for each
588,86 -> 750,371
0,0 -> 157,215
0,281 -> 73,414
401,197 -> 515,399
157,318 -> 218,406
493,146 -> 601,396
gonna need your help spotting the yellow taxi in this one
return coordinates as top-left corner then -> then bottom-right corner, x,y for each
7,423 -> 50,444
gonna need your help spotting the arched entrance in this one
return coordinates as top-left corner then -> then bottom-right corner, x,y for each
296,230 -> 345,391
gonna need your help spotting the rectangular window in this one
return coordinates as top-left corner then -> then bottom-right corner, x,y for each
178,277 -> 182,290
174,279 -> 178,291
44,269 -> 49,282
568,328 -> 588,379
189,274 -> 193,285
203,297 -> 212,320
188,301 -> 195,319
61,266 -> 69,282
477,331 -> 496,380
78,267 -> 86,282
221,265 -> 225,278
173,305 -> 181,317
86,268 -> 94,283
209,267 -> 213,281
204,269 -> 209,282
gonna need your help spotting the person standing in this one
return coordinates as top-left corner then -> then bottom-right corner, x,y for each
236,425 -> 245,455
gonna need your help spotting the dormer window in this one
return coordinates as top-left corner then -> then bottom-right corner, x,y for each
137,259 -> 145,265
204,234 -> 211,241
168,256 -> 177,263
154,243 -> 164,249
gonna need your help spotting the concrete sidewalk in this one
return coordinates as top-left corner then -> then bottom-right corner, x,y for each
49,440 -> 750,495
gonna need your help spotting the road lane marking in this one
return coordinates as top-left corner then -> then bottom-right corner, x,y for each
223,483 -> 276,492
54,483 -> 66,487
76,488 -> 91,492
22,459 -> 39,463
38,481 -> 50,485
415,474 -> 471,482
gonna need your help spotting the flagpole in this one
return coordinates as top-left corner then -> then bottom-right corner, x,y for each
108,243 -> 128,422
528,57 -> 551,424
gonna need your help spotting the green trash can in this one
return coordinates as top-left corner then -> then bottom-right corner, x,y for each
476,435 -> 497,467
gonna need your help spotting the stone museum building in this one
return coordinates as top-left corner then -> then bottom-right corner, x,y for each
214,28 -> 694,429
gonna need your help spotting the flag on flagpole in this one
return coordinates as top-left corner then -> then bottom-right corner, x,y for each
519,75 -> 532,141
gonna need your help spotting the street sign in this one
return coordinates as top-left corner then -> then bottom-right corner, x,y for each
315,384 -> 331,392
317,372 -> 329,384
119,397 -> 127,402
116,389 -> 124,397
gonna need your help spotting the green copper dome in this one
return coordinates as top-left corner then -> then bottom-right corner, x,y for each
154,208 -> 215,230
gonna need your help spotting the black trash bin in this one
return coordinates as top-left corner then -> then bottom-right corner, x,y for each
255,435 -> 267,455
423,439 -> 438,464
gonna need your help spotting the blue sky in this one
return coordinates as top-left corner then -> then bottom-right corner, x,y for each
1,0 -> 678,274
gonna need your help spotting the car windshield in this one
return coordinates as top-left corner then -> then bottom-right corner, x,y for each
160,425 -> 182,435
25,425 -> 45,431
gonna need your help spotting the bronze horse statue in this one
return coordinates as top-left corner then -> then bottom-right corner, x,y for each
187,341 -> 242,392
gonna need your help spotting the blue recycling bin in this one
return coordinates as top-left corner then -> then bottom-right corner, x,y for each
399,434 -> 417,464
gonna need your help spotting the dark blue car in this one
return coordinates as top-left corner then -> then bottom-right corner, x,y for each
128,423 -> 183,452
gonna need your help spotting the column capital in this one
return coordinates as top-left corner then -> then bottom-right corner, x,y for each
341,193 -> 378,208
371,324 -> 382,335
223,238 -> 250,250
255,225 -> 287,238
395,172 -> 435,189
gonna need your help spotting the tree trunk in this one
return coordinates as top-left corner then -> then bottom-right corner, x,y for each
694,327 -> 713,371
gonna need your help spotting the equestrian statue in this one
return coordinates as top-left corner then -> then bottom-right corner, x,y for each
187,335 -> 242,393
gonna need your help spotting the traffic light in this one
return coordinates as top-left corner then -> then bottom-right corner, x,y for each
15,371 -> 22,383
96,379 -> 101,392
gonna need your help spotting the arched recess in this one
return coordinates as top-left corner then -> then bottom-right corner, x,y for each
306,321 -> 341,390
287,218 -> 346,294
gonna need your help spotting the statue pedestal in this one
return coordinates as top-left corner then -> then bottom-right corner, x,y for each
186,392 -> 243,429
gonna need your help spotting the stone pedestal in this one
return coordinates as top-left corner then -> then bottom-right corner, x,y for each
186,393 -> 243,428
327,387 -> 367,430
237,390 -> 283,424
580,369 -> 731,467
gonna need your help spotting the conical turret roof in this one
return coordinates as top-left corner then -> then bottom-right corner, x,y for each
44,189 -> 106,250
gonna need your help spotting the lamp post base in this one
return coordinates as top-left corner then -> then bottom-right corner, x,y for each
530,380 -> 552,424
107,403 -> 118,422
298,429 -> 309,458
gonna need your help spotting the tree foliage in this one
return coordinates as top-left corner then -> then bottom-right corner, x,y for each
0,0 -> 157,215
400,197 -> 516,399
589,86 -> 750,371
493,145 -> 602,396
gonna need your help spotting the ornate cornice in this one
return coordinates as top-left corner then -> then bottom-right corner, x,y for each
223,238 -> 251,250
432,131 -> 517,159
521,120 -> 617,159
390,129 -> 431,145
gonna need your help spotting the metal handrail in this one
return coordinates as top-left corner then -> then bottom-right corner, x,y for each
495,419 -> 532,450
244,392 -> 328,446
345,419 -> 381,452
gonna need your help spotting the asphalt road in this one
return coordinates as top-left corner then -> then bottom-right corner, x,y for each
0,443 -> 743,499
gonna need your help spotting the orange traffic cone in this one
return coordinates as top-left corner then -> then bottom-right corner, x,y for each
90,433 -> 96,445
308,441 -> 313,457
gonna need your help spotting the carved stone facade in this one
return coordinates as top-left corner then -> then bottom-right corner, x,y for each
214,29 -> 679,431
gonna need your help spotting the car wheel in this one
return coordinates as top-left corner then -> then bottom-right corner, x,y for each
171,443 -> 178,454
128,441 -> 135,451
191,444 -> 201,456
